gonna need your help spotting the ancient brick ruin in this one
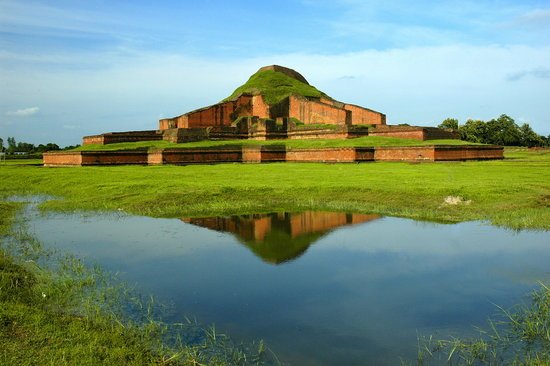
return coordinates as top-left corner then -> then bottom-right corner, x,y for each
82,65 -> 457,145
45,65 -> 503,166
43,145 -> 503,166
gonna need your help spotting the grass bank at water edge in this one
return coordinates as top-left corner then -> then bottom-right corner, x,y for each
0,204 -> 272,365
1,148 -> 549,230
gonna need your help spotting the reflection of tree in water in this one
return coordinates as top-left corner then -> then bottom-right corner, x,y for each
182,212 -> 379,264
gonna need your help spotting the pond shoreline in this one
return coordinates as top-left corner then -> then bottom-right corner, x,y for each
0,201 -> 272,366
14,198 -> 550,365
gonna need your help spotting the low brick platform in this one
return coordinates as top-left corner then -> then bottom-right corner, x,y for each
44,145 -> 503,166
369,125 -> 459,140
44,150 -> 150,166
83,130 -> 163,145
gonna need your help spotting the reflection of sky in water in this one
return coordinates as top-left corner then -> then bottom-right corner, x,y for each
27,210 -> 550,366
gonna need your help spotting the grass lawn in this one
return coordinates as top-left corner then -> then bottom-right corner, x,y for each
1,148 -> 548,230
73,136 -> 478,151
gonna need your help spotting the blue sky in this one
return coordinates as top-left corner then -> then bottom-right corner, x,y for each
1,0 -> 549,145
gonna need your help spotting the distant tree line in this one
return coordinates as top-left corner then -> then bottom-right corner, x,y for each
0,136 -> 79,155
438,114 -> 549,147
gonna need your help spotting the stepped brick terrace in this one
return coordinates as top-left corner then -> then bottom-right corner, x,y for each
44,65 -> 503,166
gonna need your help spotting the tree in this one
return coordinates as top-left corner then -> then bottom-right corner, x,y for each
485,114 -> 521,146
438,118 -> 459,130
16,142 -> 35,153
519,123 -> 544,147
36,143 -> 60,152
7,137 -> 16,153
0,137 -> 3,152
459,119 -> 487,143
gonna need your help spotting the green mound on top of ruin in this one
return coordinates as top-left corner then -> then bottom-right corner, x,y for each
223,65 -> 332,105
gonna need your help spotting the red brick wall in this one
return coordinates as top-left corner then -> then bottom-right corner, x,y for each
186,104 -> 226,128
148,150 -> 163,165
43,152 -> 83,166
159,116 -> 187,129
160,148 -> 243,164
43,145 -> 503,166
159,119 -> 175,130
252,95 -> 270,118
344,104 -> 386,125
434,146 -> 503,160
81,151 -> 149,165
369,130 -> 426,140
369,126 -> 459,140
82,136 -> 105,145
182,95 -> 259,128
260,146 -> 286,162
286,130 -> 348,140
355,147 -> 375,161
374,147 -> 435,161
288,96 -> 348,125
174,115 -> 188,128
286,148 -> 357,162
83,131 -> 162,145
242,146 -> 262,163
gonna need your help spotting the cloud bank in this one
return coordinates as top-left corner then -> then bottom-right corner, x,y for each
6,107 -> 40,117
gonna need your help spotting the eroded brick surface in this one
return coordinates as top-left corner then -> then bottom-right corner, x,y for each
43,146 -> 503,166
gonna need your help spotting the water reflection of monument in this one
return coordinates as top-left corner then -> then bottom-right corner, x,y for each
182,212 -> 380,264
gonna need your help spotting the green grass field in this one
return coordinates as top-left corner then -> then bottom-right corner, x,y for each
2,148 -> 548,230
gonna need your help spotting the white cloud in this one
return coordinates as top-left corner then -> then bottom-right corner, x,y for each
7,107 -> 40,117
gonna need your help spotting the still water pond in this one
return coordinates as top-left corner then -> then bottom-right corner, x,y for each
27,210 -> 549,365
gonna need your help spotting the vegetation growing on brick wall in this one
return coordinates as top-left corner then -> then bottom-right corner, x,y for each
223,69 -> 330,106
293,123 -> 339,130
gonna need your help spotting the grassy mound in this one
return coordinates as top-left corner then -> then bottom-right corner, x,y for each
223,69 -> 331,105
